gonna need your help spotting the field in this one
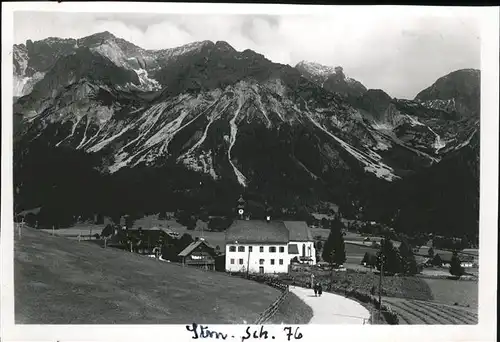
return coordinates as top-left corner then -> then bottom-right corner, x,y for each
310,228 -> 384,242
382,297 -> 478,324
14,227 -> 309,324
344,243 -> 379,265
285,268 -> 478,325
422,278 -> 478,308
39,224 -> 105,238
39,216 -> 229,249
286,269 -> 434,301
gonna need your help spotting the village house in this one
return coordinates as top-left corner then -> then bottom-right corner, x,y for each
178,238 -> 217,271
224,218 -> 316,274
428,252 -> 476,268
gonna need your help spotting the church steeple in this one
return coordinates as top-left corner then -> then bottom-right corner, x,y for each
236,194 -> 246,220
264,200 -> 272,222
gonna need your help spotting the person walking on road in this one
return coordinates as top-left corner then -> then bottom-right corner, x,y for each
313,283 -> 318,296
317,282 -> 323,297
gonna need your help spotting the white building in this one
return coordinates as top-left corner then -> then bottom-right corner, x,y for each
224,219 -> 316,274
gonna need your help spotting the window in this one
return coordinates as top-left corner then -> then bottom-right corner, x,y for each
270,259 -> 275,265
238,246 -> 245,252
269,246 -> 276,253
230,259 -> 235,264
239,259 -> 244,265
229,246 -> 236,252
279,246 -> 285,253
259,259 -> 265,265
249,246 -> 253,252
259,246 -> 264,252
279,259 -> 283,265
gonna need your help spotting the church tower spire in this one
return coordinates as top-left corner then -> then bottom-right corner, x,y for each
264,200 -> 273,222
236,194 -> 246,220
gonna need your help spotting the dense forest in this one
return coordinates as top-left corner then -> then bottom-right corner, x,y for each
13,125 -> 479,243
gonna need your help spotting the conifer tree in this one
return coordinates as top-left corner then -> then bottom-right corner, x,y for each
449,251 -> 465,277
322,218 -> 346,266
398,239 -> 418,275
376,238 -> 401,274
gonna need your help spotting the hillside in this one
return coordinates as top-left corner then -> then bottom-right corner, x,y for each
14,227 -> 291,324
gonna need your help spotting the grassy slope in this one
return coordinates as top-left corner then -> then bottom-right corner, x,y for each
269,292 -> 313,324
15,228 -> 283,324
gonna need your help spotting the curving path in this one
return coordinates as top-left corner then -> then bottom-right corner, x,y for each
290,286 -> 371,324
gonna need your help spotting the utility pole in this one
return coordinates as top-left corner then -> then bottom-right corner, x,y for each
378,257 -> 384,323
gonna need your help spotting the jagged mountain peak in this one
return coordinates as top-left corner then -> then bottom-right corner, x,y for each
215,40 -> 236,52
296,61 -> 367,97
88,31 -> 116,40
296,60 -> 336,77
415,68 -> 480,118
153,40 -> 214,55
365,89 -> 392,101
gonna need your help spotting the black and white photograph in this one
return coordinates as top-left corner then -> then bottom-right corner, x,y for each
1,2 -> 498,342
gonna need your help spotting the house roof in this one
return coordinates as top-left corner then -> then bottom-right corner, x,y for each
461,249 -> 479,257
413,246 -> 431,256
178,239 -> 214,257
311,213 -> 336,220
415,256 -> 430,265
284,221 -> 313,241
225,220 -> 290,244
460,255 -> 475,262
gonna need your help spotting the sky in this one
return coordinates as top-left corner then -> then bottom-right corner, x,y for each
13,11 -> 480,99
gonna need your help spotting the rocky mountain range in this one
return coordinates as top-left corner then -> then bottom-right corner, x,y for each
12,31 -> 480,238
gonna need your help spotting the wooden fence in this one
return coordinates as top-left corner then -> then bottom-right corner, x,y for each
230,273 -> 290,324
252,276 -> 290,324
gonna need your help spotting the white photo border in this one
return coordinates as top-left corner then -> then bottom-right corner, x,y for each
1,2 -> 498,342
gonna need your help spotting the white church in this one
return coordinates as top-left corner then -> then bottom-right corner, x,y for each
224,196 -> 316,274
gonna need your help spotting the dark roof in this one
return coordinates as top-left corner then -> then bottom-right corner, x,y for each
413,246 -> 430,256
225,220 -> 289,244
462,249 -> 479,256
284,221 -> 313,241
288,244 -> 299,254
415,256 -> 430,264
460,255 -> 475,262
178,239 -> 214,257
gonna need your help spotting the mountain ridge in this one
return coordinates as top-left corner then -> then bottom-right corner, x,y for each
12,31 -> 480,239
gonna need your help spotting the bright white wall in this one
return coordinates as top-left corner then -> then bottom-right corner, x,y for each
289,241 -> 316,264
225,243 -> 289,273
225,241 -> 317,273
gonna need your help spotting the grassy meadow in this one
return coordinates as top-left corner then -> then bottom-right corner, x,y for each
15,228 -> 286,324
